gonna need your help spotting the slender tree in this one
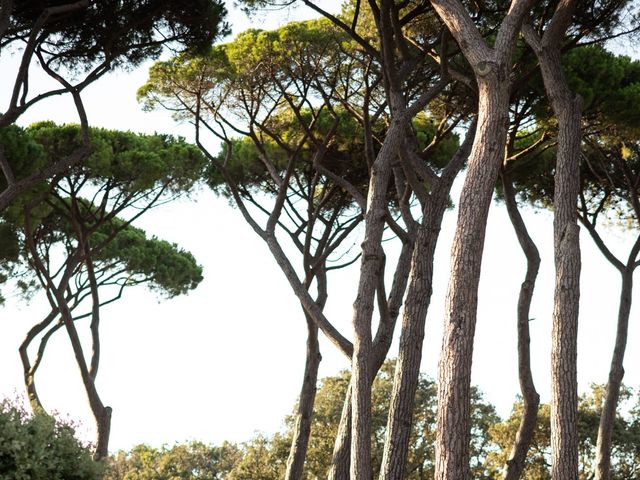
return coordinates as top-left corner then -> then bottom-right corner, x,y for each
3,123 -> 205,459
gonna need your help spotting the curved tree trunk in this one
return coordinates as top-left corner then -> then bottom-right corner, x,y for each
595,270 -> 633,480
24,211 -> 111,461
501,171 -> 541,480
285,315 -> 321,480
19,309 -> 59,410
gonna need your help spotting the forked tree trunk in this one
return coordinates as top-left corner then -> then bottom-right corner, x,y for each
24,213 -> 111,461
524,12 -> 582,477
329,238 -> 414,479
427,2 -> 534,477
350,118 -> 405,479
501,171 -> 541,480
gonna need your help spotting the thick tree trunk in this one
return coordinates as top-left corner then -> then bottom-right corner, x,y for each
427,2 -> 533,478
379,201 -> 447,480
595,270 -> 633,480
435,77 -> 511,480
285,316 -> 322,480
501,172 -> 541,480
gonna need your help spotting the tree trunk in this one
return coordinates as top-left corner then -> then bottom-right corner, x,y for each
329,382 -> 353,480
595,270 -> 633,480
285,315 -> 322,480
379,123 -> 476,480
329,238 -> 413,479
501,171 -> 541,480
58,299 -> 112,460
525,37 -> 582,480
435,75 -> 511,480
379,202 -> 447,480
19,309 -> 59,411
350,119 -> 404,479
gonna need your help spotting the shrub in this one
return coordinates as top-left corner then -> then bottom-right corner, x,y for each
0,400 -> 104,480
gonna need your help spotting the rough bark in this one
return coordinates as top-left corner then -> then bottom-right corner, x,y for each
379,121 -> 476,480
350,118 -> 404,480
285,315 -> 322,480
435,78 -> 511,480
428,2 -> 534,478
329,241 -> 414,479
523,6 -> 582,476
329,382 -> 353,480
501,171 -> 541,480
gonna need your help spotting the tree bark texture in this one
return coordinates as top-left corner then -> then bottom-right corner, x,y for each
350,119 -> 403,480
379,122 -> 476,480
434,77 -> 511,480
329,241 -> 415,479
595,270 -> 633,480
527,38 -> 582,480
285,315 -> 322,480
501,172 -> 541,480
428,2 -> 534,478
379,197 -> 449,480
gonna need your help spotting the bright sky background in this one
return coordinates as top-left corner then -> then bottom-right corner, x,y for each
1,0 -> 640,454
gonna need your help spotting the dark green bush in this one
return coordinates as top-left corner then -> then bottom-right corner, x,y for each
0,400 -> 103,480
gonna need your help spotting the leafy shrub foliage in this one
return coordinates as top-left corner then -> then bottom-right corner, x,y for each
0,400 -> 103,480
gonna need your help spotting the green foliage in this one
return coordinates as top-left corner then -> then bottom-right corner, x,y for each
0,126 -> 47,190
0,123 -> 206,302
486,386 -> 640,479
276,360 -> 497,478
105,441 -> 241,480
563,46 -> 640,130
93,221 -> 203,298
0,400 -> 103,480
6,1 -> 229,70
26,122 -> 207,195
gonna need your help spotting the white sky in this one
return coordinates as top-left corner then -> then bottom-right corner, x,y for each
1,0 -> 639,453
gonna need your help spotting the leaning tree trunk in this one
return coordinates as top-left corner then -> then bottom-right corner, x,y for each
501,171 -> 541,480
24,213 -> 112,461
524,16 -> 582,478
57,296 -> 112,460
